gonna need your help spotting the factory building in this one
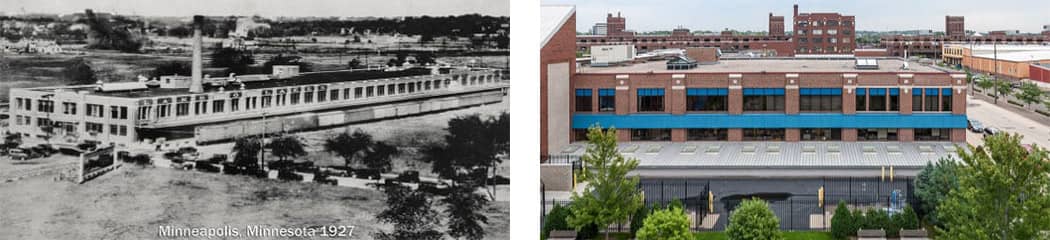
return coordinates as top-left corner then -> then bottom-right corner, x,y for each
6,16 -> 508,149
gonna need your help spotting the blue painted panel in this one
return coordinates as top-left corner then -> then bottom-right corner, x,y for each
870,88 -> 886,96
890,88 -> 900,96
687,88 -> 728,96
598,89 -> 616,96
575,89 -> 592,96
744,88 -> 785,96
857,88 -> 867,96
571,113 -> 968,129
912,88 -> 922,96
942,88 -> 953,96
638,88 -> 665,96
925,88 -> 939,95
800,88 -> 842,95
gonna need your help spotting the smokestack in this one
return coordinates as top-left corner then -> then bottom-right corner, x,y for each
189,15 -> 204,93
793,4 -> 799,17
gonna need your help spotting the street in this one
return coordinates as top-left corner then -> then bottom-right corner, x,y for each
965,94 -> 1050,148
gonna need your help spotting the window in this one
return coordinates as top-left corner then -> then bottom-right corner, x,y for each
37,99 -> 54,113
86,104 -> 104,118
743,88 -> 785,111
912,88 -> 923,112
687,129 -> 728,141
355,87 -> 364,98
86,122 -> 104,133
799,88 -> 842,112
110,124 -> 119,135
856,88 -> 867,111
389,84 -> 396,94
193,102 -> 207,115
888,89 -> 900,111
157,104 -> 170,118
62,102 -> 77,115
176,103 -> 190,116
343,89 -> 351,99
246,97 -> 257,110
814,29 -> 823,35
212,100 -> 225,113
858,128 -> 898,141
366,86 -> 375,97
828,29 -> 838,35
119,125 -> 128,136
408,82 -> 416,93
377,86 -> 385,96
940,88 -> 953,111
915,128 -> 950,141
37,118 -> 52,128
330,89 -> 340,101
801,128 -> 841,141
598,89 -> 616,112
573,129 -> 590,142
318,90 -> 326,102
686,88 -> 728,111
398,84 -> 406,94
230,98 -> 240,112
137,106 -> 151,120
742,128 -> 785,141
291,92 -> 300,104
868,88 -> 887,111
924,88 -> 939,111
304,92 -> 314,103
630,129 -> 671,141
575,89 -> 593,112
262,96 -> 272,108
637,88 -> 665,112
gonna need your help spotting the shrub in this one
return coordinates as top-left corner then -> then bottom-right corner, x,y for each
830,201 -> 855,240
862,208 -> 893,236
130,154 -> 152,166
541,203 -> 572,240
726,198 -> 783,240
894,205 -> 920,230
635,205 -> 692,240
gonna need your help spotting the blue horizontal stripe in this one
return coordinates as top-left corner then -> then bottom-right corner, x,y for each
890,88 -> 900,96
572,113 -> 968,129
743,88 -> 785,96
687,88 -> 728,96
870,88 -> 886,96
598,89 -> 616,96
925,88 -> 939,95
575,89 -> 592,96
913,88 -> 922,96
857,88 -> 867,96
942,88 -> 953,96
800,88 -> 842,96
638,88 -> 665,96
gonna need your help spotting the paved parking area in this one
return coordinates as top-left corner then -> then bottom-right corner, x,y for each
965,95 -> 1050,148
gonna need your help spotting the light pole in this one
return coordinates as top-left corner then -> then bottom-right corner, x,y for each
993,41 -> 999,104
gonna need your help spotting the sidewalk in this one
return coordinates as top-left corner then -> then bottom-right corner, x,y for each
968,91 -> 1049,127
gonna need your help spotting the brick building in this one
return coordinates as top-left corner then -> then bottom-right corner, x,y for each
792,4 -> 856,54
576,10 -> 796,56
946,16 -> 965,38
881,16 -> 1050,58
541,5 -> 578,157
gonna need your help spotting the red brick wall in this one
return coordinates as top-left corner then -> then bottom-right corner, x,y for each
1032,64 -> 1050,84
540,12 -> 577,157
898,128 -> 915,142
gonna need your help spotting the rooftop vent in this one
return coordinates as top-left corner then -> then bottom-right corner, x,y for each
666,55 -> 699,70
855,58 -> 879,70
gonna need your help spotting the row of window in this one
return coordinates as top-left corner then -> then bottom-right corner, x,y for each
12,115 -> 129,136
573,128 -> 952,142
13,98 -> 129,120
145,75 -> 504,119
574,88 -> 955,113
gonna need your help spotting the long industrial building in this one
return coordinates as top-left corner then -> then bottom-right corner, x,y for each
6,16 -> 508,149
543,6 -> 967,177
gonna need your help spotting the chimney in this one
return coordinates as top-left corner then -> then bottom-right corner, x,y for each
793,4 -> 799,17
189,15 -> 204,93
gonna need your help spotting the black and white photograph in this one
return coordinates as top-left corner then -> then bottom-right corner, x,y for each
0,0 -> 509,239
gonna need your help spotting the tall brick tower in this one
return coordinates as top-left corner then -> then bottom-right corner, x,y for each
769,13 -> 785,36
946,16 -> 965,38
606,12 -> 627,36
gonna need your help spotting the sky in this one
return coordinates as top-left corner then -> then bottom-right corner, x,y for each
542,0 -> 1050,33
0,0 -> 509,17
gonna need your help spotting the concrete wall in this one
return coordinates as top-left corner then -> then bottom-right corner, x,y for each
541,12 -> 577,156
540,164 -> 574,191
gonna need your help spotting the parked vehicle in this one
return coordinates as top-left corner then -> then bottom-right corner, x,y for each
318,167 -> 351,177
31,144 -> 57,157
354,168 -> 382,180
170,159 -> 195,170
418,181 -> 449,195
984,127 -> 1001,136
968,119 -> 985,133
9,148 -> 38,161
195,162 -> 221,173
396,171 -> 420,183
487,175 -> 510,185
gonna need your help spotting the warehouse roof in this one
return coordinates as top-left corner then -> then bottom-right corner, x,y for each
579,58 -> 948,74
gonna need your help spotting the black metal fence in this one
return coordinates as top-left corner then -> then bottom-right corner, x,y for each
542,176 -> 918,232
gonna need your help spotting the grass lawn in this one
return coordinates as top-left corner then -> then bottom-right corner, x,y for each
0,166 -> 509,239
695,231 -> 832,240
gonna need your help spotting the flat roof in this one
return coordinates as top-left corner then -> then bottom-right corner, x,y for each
556,141 -> 963,169
579,58 -> 947,74
973,51 -> 1050,62
37,68 -> 440,98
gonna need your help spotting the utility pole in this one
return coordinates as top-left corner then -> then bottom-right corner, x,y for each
993,42 -> 999,104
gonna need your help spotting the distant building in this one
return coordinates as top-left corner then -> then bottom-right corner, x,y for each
792,4 -> 856,54
945,16 -> 965,37
943,44 -> 1050,80
591,23 -> 607,35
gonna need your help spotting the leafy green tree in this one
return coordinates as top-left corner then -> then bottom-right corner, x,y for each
635,205 -> 692,240
976,77 -> 995,92
914,158 -> 959,226
348,58 -> 363,69
324,129 -> 373,169
830,201 -> 855,240
629,204 -> 650,236
862,208 -> 892,235
420,113 -> 508,195
373,184 -> 443,240
894,205 -> 919,230
362,141 -> 399,173
266,135 -> 306,163
542,203 -> 572,240
151,61 -> 192,77
210,47 -> 255,74
442,184 -> 488,240
994,80 -> 1012,102
567,125 -> 643,240
726,198 -> 783,240
936,133 -> 1050,240
1015,82 -> 1043,109
263,54 -> 312,73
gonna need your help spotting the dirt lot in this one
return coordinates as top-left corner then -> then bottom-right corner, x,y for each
0,166 -> 509,239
